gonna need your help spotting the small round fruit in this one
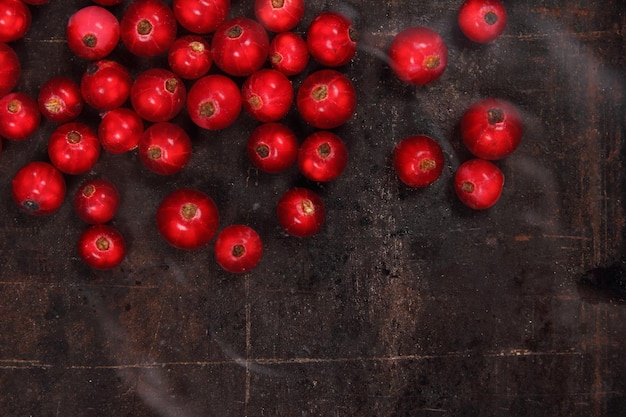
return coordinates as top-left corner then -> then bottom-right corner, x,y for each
458,0 -> 507,43
130,68 -> 186,123
277,187 -> 325,237
167,35 -> 212,80
247,122 -> 298,173
98,107 -> 144,154
0,92 -> 41,141
306,11 -> 357,67
77,224 -> 126,270
269,31 -> 309,76
172,0 -> 230,35
156,188 -> 220,250
388,26 -> 448,86
454,158 -> 504,210
138,122 -> 192,175
211,17 -> 270,77
254,0 -> 304,33
66,6 -> 120,60
393,135 -> 444,187
214,224 -> 263,273
12,161 -> 66,215
74,178 -> 120,224
0,43 -> 20,96
296,69 -> 356,129
298,131 -> 348,182
81,60 -> 132,111
38,77 -> 84,123
186,74 -> 241,130
0,0 -> 31,43
461,98 -> 523,160
120,0 -> 178,57
48,122 -> 101,175
241,69 -> 293,122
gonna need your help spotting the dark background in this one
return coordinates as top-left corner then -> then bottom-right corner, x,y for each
1,0 -> 625,416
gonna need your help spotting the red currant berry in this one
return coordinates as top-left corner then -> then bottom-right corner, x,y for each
38,77 -> 84,123
138,122 -> 192,175
241,69 -> 293,122
167,35 -> 212,80
48,122 -> 101,175
12,161 -> 66,215
277,187 -> 325,237
0,0 -> 31,43
214,224 -> 263,273
0,43 -> 20,96
306,11 -> 357,67
98,107 -> 144,154
211,17 -> 270,77
186,74 -> 242,130
247,122 -> 298,173
454,158 -> 504,210
66,6 -> 120,60
77,224 -> 126,270
458,0 -> 507,43
120,0 -> 178,57
298,131 -> 348,182
81,60 -> 132,111
268,31 -> 309,76
131,68 -> 186,123
173,0 -> 230,35
388,26 -> 448,86
156,188 -> 220,250
254,0 -> 304,33
296,69 -> 356,129
0,92 -> 41,141
74,178 -> 120,224
393,135 -> 445,187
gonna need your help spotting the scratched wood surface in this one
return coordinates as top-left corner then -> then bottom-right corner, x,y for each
0,0 -> 624,416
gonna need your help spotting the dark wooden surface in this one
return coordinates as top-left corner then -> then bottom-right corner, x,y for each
0,0 -> 625,416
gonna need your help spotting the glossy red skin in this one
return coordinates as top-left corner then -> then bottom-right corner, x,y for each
388,26 -> 448,86
254,0 -> 304,33
214,224 -> 263,273
454,158 -> 504,210
131,68 -> 186,123
121,0 -> 177,57
0,0 -> 31,43
48,122 -> 101,175
0,43 -> 20,96
74,178 -> 120,224
211,17 -> 270,77
98,107 -> 144,154
247,122 -> 298,173
38,77 -> 84,123
458,0 -> 507,43
306,12 -> 357,67
393,135 -> 444,187
461,98 -> 523,160
241,69 -> 293,122
138,122 -> 192,175
12,161 -> 66,215
81,60 -> 132,111
296,69 -> 356,129
156,188 -> 220,250
92,0 -> 124,6
0,92 -> 41,141
168,35 -> 212,80
66,6 -> 119,60
77,224 -> 126,270
269,31 -> 309,76
298,131 -> 348,182
173,0 -> 230,34
277,187 -> 325,237
186,74 -> 241,130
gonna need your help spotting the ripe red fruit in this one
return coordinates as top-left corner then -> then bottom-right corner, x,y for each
0,0 -> 31,43
268,31 -> 309,76
74,178 -> 120,224
388,26 -> 448,86
81,60 -> 132,111
156,188 -> 220,250
66,6 -> 120,60
98,107 -> 144,154
241,69 -> 293,122
131,68 -> 186,123
277,187 -> 325,237
0,92 -> 41,141
211,17 -> 270,77
214,224 -> 263,273
296,69 -> 356,129
38,77 -> 84,123
298,131 -> 348,182
172,0 -> 230,35
458,0 -> 507,43
12,161 -> 66,215
167,35 -> 212,80
186,74 -> 242,130
461,98 -> 523,160
120,0 -> 177,57
0,43 -> 20,96
77,224 -> 126,270
254,0 -> 304,33
138,122 -> 192,175
48,122 -> 101,175
247,122 -> 298,173
454,158 -> 504,210
393,135 -> 445,187
306,11 -> 357,67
